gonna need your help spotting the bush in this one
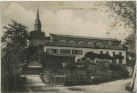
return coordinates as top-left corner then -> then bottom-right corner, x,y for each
109,63 -> 122,70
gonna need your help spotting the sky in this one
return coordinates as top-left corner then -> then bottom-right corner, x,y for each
1,1 -> 133,41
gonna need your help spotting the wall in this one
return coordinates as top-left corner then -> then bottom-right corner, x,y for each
30,39 -> 44,46
44,46 -> 126,64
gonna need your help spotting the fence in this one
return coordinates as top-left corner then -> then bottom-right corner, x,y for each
41,63 -> 129,85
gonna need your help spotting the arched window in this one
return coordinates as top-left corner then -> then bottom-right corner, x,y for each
78,41 -> 85,45
87,41 -> 94,47
95,42 -> 104,48
69,40 -> 76,44
59,40 -> 67,44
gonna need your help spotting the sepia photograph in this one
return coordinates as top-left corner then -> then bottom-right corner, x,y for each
1,1 -> 136,93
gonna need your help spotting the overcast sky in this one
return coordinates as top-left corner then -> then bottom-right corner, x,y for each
1,1 -> 132,41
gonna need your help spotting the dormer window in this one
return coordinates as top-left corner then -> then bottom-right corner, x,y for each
108,41 -> 112,46
87,41 -> 94,47
69,40 -> 76,44
78,41 -> 85,45
96,42 -> 104,48
59,40 -> 67,44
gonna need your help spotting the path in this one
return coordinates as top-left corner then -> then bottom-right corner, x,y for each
25,75 -> 131,93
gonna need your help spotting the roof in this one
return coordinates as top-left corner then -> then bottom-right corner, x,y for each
45,42 -> 123,49
44,33 -> 124,50
50,33 -> 119,41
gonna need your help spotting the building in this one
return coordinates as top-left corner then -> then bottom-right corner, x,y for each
29,9 -> 127,74
43,33 -> 126,64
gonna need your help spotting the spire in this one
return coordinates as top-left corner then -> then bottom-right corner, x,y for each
35,8 -> 41,31
37,8 -> 39,19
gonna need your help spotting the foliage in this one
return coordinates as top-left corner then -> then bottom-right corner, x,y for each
112,54 -> 124,60
29,45 -> 44,61
109,63 -> 129,78
105,1 -> 135,31
109,63 -> 122,70
84,52 -> 97,60
126,52 -> 136,66
1,20 -> 30,91
105,1 -> 136,52
84,52 -> 123,60
104,2 -> 136,77
97,53 -> 112,59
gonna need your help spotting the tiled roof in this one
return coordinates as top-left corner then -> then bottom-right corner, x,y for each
50,33 -> 119,41
45,42 -> 124,50
44,33 -> 124,50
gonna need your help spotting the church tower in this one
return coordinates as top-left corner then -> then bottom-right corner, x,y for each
30,8 -> 45,46
25,8 -> 44,75
35,8 -> 41,31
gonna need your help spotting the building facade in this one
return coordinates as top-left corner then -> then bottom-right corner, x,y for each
30,9 -> 127,68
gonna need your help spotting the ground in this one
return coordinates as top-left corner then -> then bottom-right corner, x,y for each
25,75 -> 131,93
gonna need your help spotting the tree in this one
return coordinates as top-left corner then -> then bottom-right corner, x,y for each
1,20 -> 30,91
105,1 -> 136,52
104,1 -> 136,92
84,52 -> 97,60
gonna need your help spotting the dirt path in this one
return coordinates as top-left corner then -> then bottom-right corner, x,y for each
55,79 -> 131,93
25,75 -> 45,86
25,75 -> 131,93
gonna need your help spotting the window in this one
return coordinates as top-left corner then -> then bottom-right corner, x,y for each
106,51 -> 109,55
77,59 -> 81,62
87,41 -> 94,47
52,49 -> 58,54
96,42 -> 104,48
119,52 -> 122,55
108,41 -> 112,46
112,41 -> 120,46
46,48 -> 52,53
72,50 -> 75,54
113,52 -> 115,56
60,49 -> 71,54
72,50 -> 82,55
59,40 -> 67,44
78,41 -> 85,45
100,51 -> 103,54
69,40 -> 76,44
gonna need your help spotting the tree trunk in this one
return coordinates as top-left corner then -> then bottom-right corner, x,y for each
13,64 -> 17,90
130,63 -> 137,92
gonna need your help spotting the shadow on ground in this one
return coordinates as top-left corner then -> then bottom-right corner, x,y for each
67,87 -> 85,91
29,86 -> 59,92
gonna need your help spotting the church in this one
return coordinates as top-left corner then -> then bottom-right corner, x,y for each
26,9 -> 127,75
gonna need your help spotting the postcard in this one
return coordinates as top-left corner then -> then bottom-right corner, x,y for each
1,1 -> 136,93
